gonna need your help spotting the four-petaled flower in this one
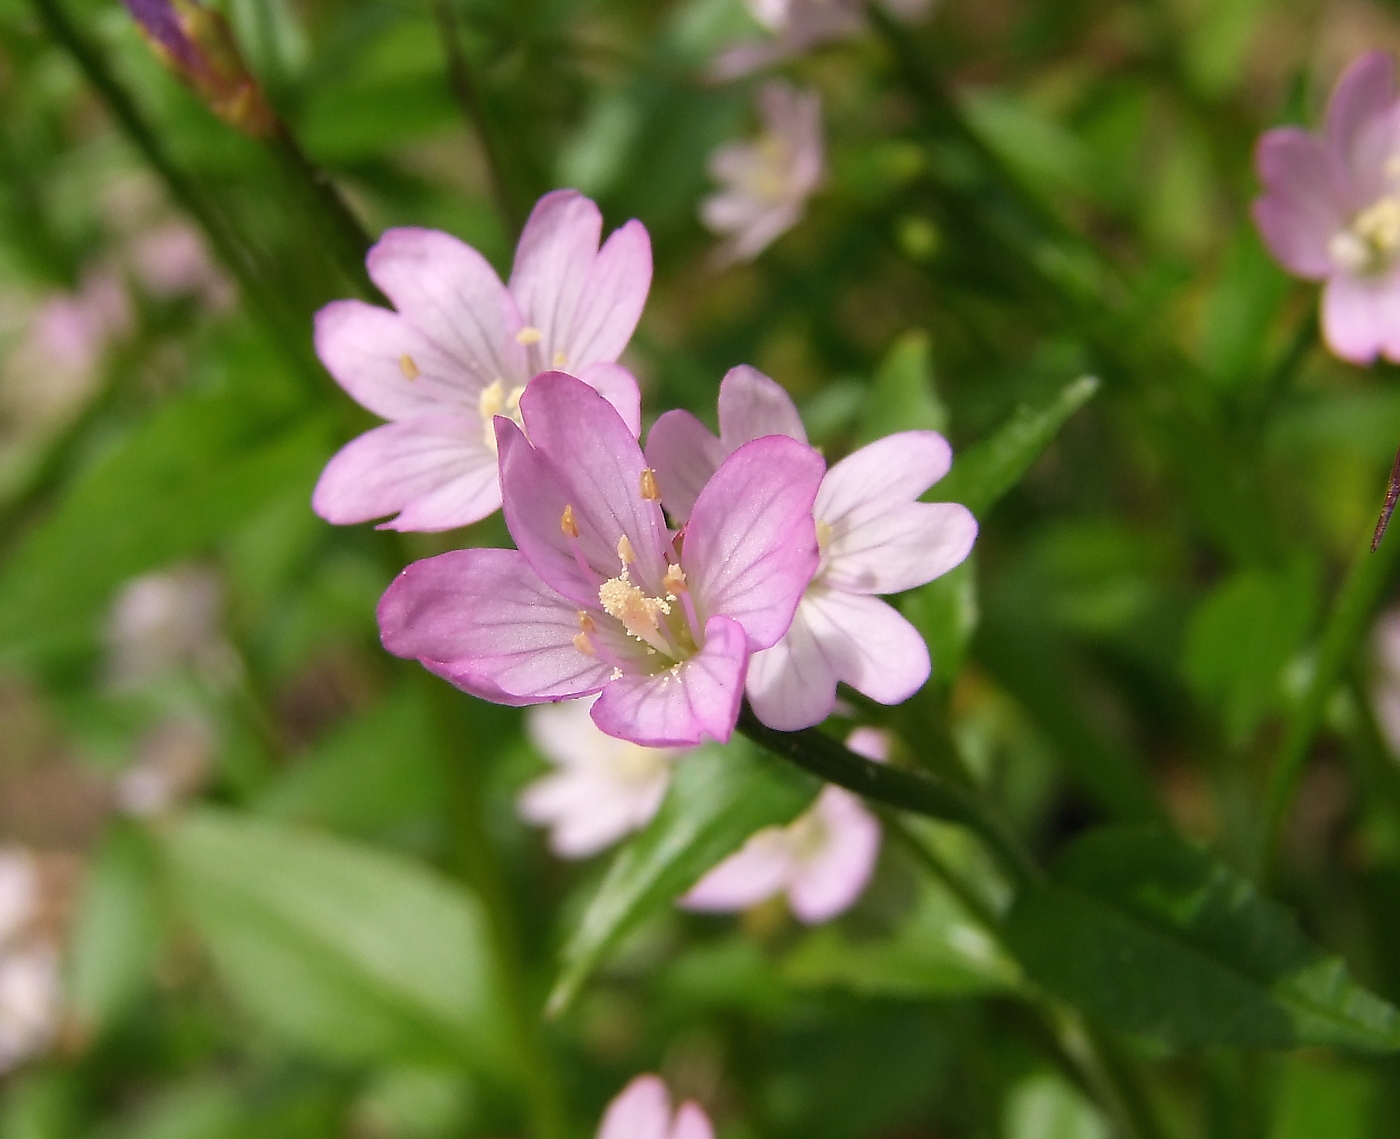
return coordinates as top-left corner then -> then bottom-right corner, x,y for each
648,365 -> 977,730
378,371 -> 824,747
313,190 -> 650,531
1254,51 -> 1400,364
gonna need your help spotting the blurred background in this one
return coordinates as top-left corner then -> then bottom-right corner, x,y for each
6,0 -> 1400,1136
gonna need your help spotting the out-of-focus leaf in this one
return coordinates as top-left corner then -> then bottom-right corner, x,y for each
1271,1057 -> 1376,1139
935,376 -> 1099,517
963,92 -> 1096,201
66,824 -> 163,1038
160,810 -> 506,1070
1198,230 -> 1291,389
903,558 -> 978,688
1003,1072 -> 1109,1139
859,330 -> 948,443
1004,827 -> 1400,1050
548,739 -> 816,1015
1182,561 -> 1317,744
95,1079 -> 243,1139
352,1068 -> 475,1139
0,389 -> 329,656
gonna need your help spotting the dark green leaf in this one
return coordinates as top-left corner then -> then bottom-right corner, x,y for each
1004,827 -> 1400,1050
548,738 -> 816,1015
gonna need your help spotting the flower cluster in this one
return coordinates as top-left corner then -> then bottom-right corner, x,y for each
318,189 -> 975,753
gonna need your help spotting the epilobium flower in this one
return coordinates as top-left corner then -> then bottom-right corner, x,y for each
700,82 -> 823,265
519,696 -> 681,857
647,365 -> 977,730
682,729 -> 887,922
314,190 -> 650,532
1254,52 -> 1400,364
712,0 -> 935,80
597,1075 -> 713,1139
378,372 -> 823,747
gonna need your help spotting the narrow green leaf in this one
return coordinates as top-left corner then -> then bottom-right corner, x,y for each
1004,827 -> 1400,1050
859,330 -> 948,443
548,738 -> 816,1016
935,375 -> 1099,517
160,809 -> 507,1071
902,557 -> 978,688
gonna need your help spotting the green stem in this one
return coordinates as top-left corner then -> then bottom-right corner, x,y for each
1259,524 -> 1400,876
737,703 -> 1040,888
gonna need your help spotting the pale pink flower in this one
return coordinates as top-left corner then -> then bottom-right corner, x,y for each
597,1075 -> 713,1139
115,717 -> 215,818
1253,51 -> 1400,364
712,0 -> 935,80
520,696 -> 682,857
313,190 -> 651,532
0,945 -> 59,1073
700,83 -> 824,265
647,365 -> 977,730
106,565 -> 230,688
128,221 -> 234,311
378,372 -> 823,747
682,728 -> 887,922
0,852 -> 37,948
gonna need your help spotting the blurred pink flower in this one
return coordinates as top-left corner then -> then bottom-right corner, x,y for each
0,945 -> 60,1073
313,190 -> 651,532
712,0 -> 935,79
128,221 -> 234,310
378,372 -> 823,747
647,365 -> 977,730
1253,51 -> 1400,363
597,1075 -> 713,1139
519,696 -> 682,857
682,729 -> 888,922
700,82 -> 824,265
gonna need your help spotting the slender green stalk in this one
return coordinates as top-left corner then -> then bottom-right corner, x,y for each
737,704 -> 1040,887
1259,524 -> 1400,875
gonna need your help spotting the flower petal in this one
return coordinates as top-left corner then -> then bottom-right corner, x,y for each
1326,52 -> 1399,164
717,365 -> 806,448
1252,129 -> 1344,278
686,436 -> 823,650
591,616 -> 749,747
312,417 -> 500,531
644,410 -> 727,525
598,1076 -> 672,1139
364,228 -> 526,387
669,1103 -> 716,1139
508,190 -> 607,369
517,372 -> 672,593
681,826 -> 795,912
787,786 -> 881,924
377,548 -> 610,704
1322,271 -> 1400,363
518,765 -> 667,858
824,500 -> 977,595
817,430 -> 952,517
577,360 -> 643,437
745,599 -> 839,731
559,219 -> 652,368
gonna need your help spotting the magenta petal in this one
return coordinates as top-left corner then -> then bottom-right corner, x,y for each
669,1103 -> 715,1139
563,219 -> 652,367
1326,52 -> 1398,161
787,787 -> 881,924
1252,129 -> 1343,278
509,190 -> 602,355
377,548 -> 610,703
312,416 -> 500,531
1321,271 -> 1400,363
597,1076 -> 672,1139
681,827 -> 794,912
518,372 -> 671,591
577,360 -> 643,437
685,435 -> 823,651
717,365 -> 806,447
591,616 -> 749,747
364,228 -> 526,385
644,410 -> 728,525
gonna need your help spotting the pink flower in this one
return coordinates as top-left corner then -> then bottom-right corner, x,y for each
700,83 -> 824,265
712,0 -> 934,79
378,371 -> 824,747
519,696 -> 683,857
313,190 -> 651,532
682,728 -> 888,923
1253,52 -> 1400,364
597,1075 -> 713,1139
647,365 -> 977,730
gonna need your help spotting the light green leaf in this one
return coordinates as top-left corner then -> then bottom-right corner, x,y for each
548,738 -> 816,1015
1004,827 -> 1400,1050
160,810 -> 506,1071
859,330 -> 948,442
903,557 -> 979,688
935,376 -> 1099,517
1003,1072 -> 1109,1139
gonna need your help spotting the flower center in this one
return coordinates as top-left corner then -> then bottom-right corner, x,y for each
742,137 -> 796,205
1330,194 -> 1400,274
478,380 -> 526,452
786,805 -> 829,861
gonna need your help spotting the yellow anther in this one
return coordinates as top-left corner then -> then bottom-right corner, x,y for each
640,469 -> 660,501
398,353 -> 420,380
577,610 -> 596,634
599,576 -> 669,644
479,380 -> 506,421
572,632 -> 595,656
816,519 -> 833,557
515,326 -> 543,346
663,564 -> 687,595
561,505 -> 579,539
617,535 -> 636,565
553,351 -> 568,367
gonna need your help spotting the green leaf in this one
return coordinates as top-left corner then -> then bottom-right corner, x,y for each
1003,1073 -> 1110,1139
1004,827 -> 1400,1050
935,375 -> 1099,517
160,809 -> 506,1070
1271,1057 -> 1376,1139
859,330 -> 948,443
0,389 -> 330,656
902,557 -> 978,688
548,738 -> 816,1015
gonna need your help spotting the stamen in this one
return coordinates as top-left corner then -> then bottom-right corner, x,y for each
573,632 -> 595,656
577,610 -> 596,634
599,573 -> 673,656
479,380 -> 505,421
553,351 -> 568,367
617,535 -> 636,565
640,469 -> 660,501
816,519 -> 833,556
561,505 -> 579,539
663,564 -> 686,594
515,326 -> 543,346
399,354 -> 420,380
